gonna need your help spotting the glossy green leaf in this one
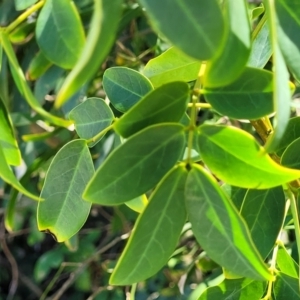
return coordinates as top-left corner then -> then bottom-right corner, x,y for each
83,124 -> 186,205
274,273 -> 300,299
251,6 -> 265,20
274,117 -> 300,156
198,125 -> 300,189
38,140 -> 94,242
138,0 -> 225,60
221,184 -> 247,211
36,0 -> 85,69
125,195 -> 148,214
55,0 -> 122,108
114,82 -> 189,138
241,187 -> 285,259
0,144 -> 39,201
281,137 -> 300,170
0,98 -> 21,165
277,247 -> 299,278
276,0 -> 300,83
14,0 -> 37,10
203,67 -> 274,120
199,278 -> 266,300
143,47 -> 201,87
185,164 -> 272,280
248,17 -> 272,68
103,67 -> 153,112
9,22 -> 35,44
263,0 -> 292,152
204,0 -> 251,88
26,51 -> 52,81
69,98 -> 114,147
110,165 -> 187,285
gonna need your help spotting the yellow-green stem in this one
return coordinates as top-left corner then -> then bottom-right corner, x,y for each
130,283 -> 137,300
86,123 -> 115,146
187,103 -> 211,109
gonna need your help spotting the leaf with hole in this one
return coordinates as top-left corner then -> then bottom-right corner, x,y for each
38,140 -> 94,242
198,125 -> 300,189
110,165 -> 187,285
83,124 -> 186,205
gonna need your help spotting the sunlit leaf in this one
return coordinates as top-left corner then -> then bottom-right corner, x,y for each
103,67 -> 153,112
110,165 -> 187,285
138,0 -> 225,60
38,140 -> 94,242
83,124 -> 186,205
114,82 -> 189,138
125,195 -> 148,214
277,247 -> 299,278
143,47 -> 201,87
203,67 -> 274,119
69,98 -> 114,147
36,0 -> 85,69
185,164 -> 272,280
26,51 -> 52,81
198,125 -> 300,189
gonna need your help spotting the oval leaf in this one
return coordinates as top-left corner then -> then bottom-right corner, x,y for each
114,81 -> 189,138
274,273 -> 300,299
38,140 -> 94,242
110,165 -> 187,285
281,137 -> 300,169
69,98 -> 114,147
185,164 -> 272,281
143,47 -> 201,87
36,0 -> 85,69
138,0 -> 225,60
203,67 -> 274,120
198,125 -> 300,189
103,67 -> 153,112
83,123 -> 186,205
204,0 -> 251,88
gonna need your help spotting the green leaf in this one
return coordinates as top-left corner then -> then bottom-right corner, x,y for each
114,82 -> 189,138
221,184 -> 247,211
138,0 -> 225,60
247,16 -> 272,69
0,98 -> 21,166
274,273 -> 300,300
197,125 -> 300,189
9,22 -> 35,44
125,195 -> 148,214
203,0 -> 251,88
38,140 -> 94,242
251,6 -> 265,20
277,247 -> 299,278
55,0 -> 122,108
143,47 -> 201,87
185,164 -> 272,281
199,278 -> 266,300
110,165 -> 187,285
263,0 -> 292,152
0,144 -> 40,201
103,67 -> 153,112
281,137 -> 300,170
26,51 -> 52,81
276,0 -> 300,83
69,98 -> 114,147
36,0 -> 85,69
14,0 -> 37,10
241,187 -> 286,259
203,67 -> 274,120
83,123 -> 186,205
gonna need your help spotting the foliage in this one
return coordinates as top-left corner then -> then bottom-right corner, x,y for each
1,0 -> 300,299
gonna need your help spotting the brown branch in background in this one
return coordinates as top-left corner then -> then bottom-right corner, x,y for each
0,219 -> 19,300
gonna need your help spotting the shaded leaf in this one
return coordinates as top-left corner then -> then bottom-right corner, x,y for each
138,0 -> 225,60
221,184 -> 247,211
69,98 -> 114,147
14,0 -> 37,10
281,137 -> 300,170
277,247 -> 299,278
143,47 -> 201,87
185,164 -> 272,280
203,67 -> 274,120
241,187 -> 286,258
38,140 -> 94,242
83,124 -> 186,205
55,0 -> 122,107
198,125 -> 300,189
204,0 -> 251,87
103,67 -> 153,112
114,81 -> 189,138
110,165 -> 187,285
199,278 -> 266,300
36,0 -> 85,69
26,51 -> 52,81
274,273 -> 300,300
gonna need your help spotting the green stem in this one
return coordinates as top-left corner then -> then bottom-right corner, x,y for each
130,283 -> 137,300
86,123 -> 115,146
252,11 -> 267,40
5,1 -> 45,33
187,103 -> 211,109
186,94 -> 197,165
